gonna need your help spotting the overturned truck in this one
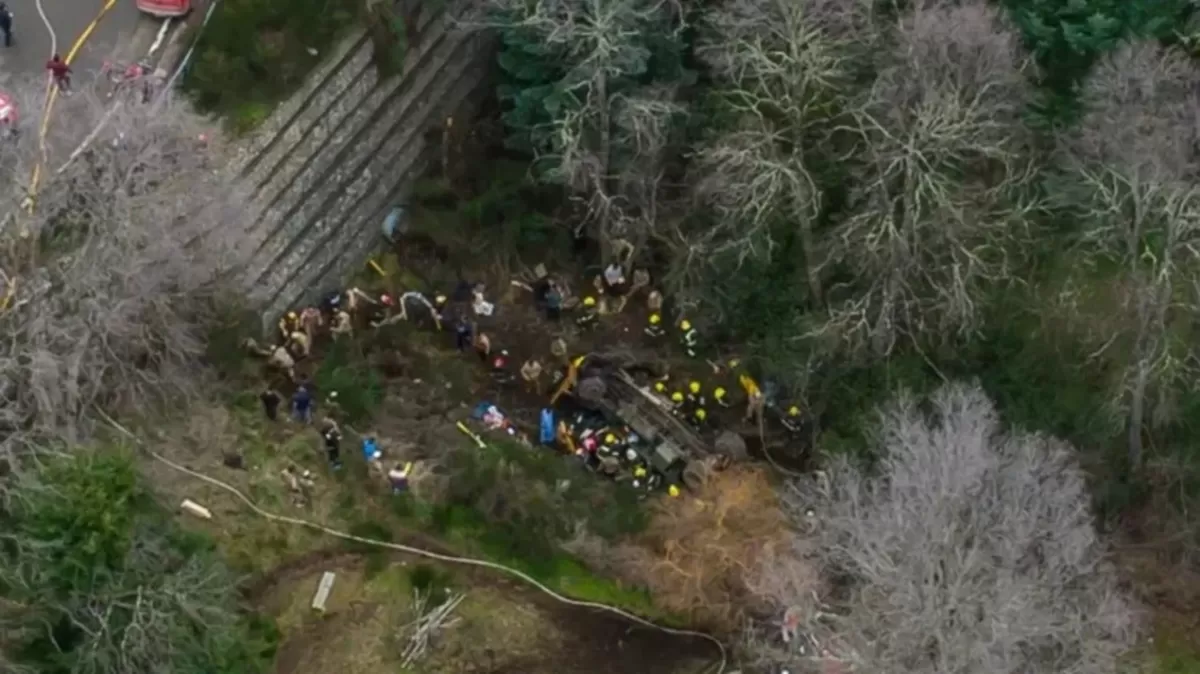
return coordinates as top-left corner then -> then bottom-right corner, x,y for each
553,353 -> 720,490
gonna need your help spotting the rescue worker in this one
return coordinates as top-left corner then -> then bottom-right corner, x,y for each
474,332 -> 492,362
668,484 -> 681,498
646,289 -> 663,313
0,4 -> 14,49
454,318 -> 473,351
740,373 -> 765,423
713,385 -> 731,407
345,286 -> 373,314
292,385 -> 313,424
644,312 -> 665,338
322,288 -> 343,315
679,319 -> 698,357
322,419 -> 343,469
325,390 -> 344,420
632,464 -> 648,488
550,337 -> 568,361
687,380 -> 705,407
367,294 -> 394,327
260,388 -> 281,421
278,311 -> 300,341
491,349 -> 514,383
669,390 -> 685,413
652,380 -> 669,400
691,406 -> 709,430
300,306 -> 324,333
545,281 -> 563,320
388,462 -> 413,494
287,330 -> 310,359
782,405 -> 804,435
598,454 -> 621,478
330,308 -> 353,339
520,358 -> 543,393
46,54 -> 71,93
576,296 -> 599,329
281,464 -> 315,507
433,293 -> 448,313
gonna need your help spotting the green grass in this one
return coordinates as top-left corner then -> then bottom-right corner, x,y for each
1147,635 -> 1200,674
183,0 -> 362,129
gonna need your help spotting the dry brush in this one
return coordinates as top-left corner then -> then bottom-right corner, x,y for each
0,78 -> 252,488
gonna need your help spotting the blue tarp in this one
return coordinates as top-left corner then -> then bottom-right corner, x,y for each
539,408 -> 556,445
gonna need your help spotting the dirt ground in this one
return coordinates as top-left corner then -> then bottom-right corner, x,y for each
350,232 -> 813,470
250,549 -> 717,674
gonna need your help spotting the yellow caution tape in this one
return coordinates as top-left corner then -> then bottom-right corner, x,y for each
368,259 -> 387,277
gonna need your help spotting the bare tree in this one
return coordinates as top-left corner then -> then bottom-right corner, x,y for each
815,0 -> 1036,360
758,383 -> 1140,674
0,79 -> 251,489
463,0 -> 685,260
1056,43 -> 1200,467
680,0 -> 868,311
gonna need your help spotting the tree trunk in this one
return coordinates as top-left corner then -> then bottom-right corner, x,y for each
797,216 -> 823,307
1127,368 -> 1147,468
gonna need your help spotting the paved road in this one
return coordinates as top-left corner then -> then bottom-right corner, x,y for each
0,0 -> 147,88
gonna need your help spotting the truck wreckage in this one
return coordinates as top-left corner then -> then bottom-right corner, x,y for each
550,351 -> 731,491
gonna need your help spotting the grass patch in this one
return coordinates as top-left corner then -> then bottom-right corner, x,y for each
314,340 -> 385,424
184,0 -> 362,128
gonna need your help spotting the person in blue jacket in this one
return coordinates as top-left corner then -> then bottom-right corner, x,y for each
539,408 -> 556,446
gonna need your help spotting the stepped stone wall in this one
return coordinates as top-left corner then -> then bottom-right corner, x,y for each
225,3 -> 493,327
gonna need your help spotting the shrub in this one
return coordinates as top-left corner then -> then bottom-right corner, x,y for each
184,0 -> 361,122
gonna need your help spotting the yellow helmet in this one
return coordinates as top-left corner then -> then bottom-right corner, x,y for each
680,319 -> 692,331
668,484 -> 680,497
654,381 -> 667,393
714,386 -> 727,398
583,296 -> 597,307
287,311 -> 298,320
728,358 -> 740,369
572,355 -> 587,368
671,391 -> 684,403
435,294 -> 447,305
649,313 -> 661,325
688,381 -> 701,394
604,433 -> 617,445
694,408 -> 707,421
788,405 -> 801,417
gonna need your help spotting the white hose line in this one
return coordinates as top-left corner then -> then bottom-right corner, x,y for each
147,17 -> 170,56
98,409 -> 727,674
35,0 -> 57,57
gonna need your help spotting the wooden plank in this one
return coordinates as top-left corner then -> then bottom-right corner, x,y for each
312,571 -> 337,611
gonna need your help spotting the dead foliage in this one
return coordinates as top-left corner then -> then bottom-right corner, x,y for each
566,465 -> 818,634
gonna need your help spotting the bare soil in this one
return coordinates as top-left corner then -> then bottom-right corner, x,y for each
252,548 -> 718,674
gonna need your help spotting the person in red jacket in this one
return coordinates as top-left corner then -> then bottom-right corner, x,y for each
46,54 -> 70,93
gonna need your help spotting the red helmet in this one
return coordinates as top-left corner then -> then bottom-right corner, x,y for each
380,294 -> 394,306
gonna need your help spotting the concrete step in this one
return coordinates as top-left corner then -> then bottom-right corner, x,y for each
228,30 -> 371,178
244,7 -> 442,211
292,76 -> 495,316
240,21 -> 470,294
260,51 -> 491,320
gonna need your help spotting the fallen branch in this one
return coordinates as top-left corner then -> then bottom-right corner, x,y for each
400,589 -> 464,666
